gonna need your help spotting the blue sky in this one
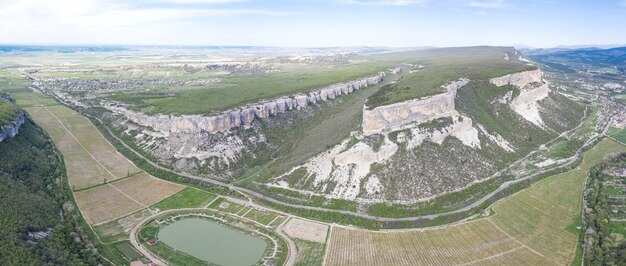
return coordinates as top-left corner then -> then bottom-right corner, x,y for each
0,0 -> 625,48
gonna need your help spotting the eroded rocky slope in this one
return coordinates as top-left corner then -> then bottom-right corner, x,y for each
82,70 -> 394,178
267,68 -> 584,202
28,48 -> 585,203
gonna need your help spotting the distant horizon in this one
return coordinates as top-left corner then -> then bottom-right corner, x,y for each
1,43 -> 625,50
1,0 -> 625,48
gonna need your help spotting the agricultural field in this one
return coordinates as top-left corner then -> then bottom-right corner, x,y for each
244,208 -> 283,226
93,208 -> 154,243
0,71 -> 59,108
24,103 -> 185,225
324,139 -> 626,265
73,172 -> 182,225
152,186 -> 217,211
26,105 -> 139,188
609,127 -> 626,144
207,198 -> 285,226
74,184 -> 146,224
283,218 -> 329,244
110,172 -> 183,207
294,239 -> 325,266
114,241 -> 142,261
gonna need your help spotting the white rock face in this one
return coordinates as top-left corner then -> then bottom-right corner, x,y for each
172,134 -> 245,161
270,79 -> 495,201
364,175 -> 382,196
604,82 -> 624,89
0,112 -> 25,142
490,69 -> 550,128
489,69 -> 542,88
477,124 -> 515,152
106,71 -> 391,136
271,135 -> 398,200
362,78 -> 470,134
334,141 -> 397,166
269,69 -> 557,201
405,115 -> 481,149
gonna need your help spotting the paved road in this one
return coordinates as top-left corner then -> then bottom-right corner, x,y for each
123,110 -> 612,266
93,111 -> 610,222
41,71 -> 610,223
129,210 -> 170,266
275,218 -> 297,266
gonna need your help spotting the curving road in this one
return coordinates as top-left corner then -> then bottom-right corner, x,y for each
275,218 -> 297,266
90,110 -> 611,222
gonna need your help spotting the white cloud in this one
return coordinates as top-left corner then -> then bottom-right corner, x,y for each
341,0 -> 431,6
0,0 -> 288,45
468,0 -> 509,9
159,0 -> 246,3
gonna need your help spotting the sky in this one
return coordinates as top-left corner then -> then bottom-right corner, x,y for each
0,0 -> 625,48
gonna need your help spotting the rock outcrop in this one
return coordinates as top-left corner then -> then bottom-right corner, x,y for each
489,69 -> 542,87
106,72 -> 388,136
490,69 -> 550,128
271,134 -> 399,200
0,112 -> 25,142
362,78 -> 470,134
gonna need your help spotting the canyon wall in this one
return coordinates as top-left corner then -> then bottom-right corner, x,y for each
106,72 -> 387,136
489,69 -> 550,128
362,78 -> 470,134
0,112 -> 25,142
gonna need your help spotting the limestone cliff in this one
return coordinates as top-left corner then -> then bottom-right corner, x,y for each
99,70 -> 395,178
269,67 -> 584,203
0,112 -> 25,142
489,69 -> 550,128
106,72 -> 386,136
362,78 -> 469,134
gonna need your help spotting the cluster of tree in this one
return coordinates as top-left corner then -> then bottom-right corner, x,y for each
583,153 -> 626,265
0,118 -> 105,265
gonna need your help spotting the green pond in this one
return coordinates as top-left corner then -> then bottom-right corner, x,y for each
158,218 -> 267,266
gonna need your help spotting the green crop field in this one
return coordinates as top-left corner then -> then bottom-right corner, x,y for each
610,127 -> 626,144
114,241 -> 142,260
0,71 -> 58,108
243,208 -> 281,226
325,139 -> 626,265
153,187 -> 217,211
93,208 -> 153,243
549,138 -> 584,159
294,239 -> 325,266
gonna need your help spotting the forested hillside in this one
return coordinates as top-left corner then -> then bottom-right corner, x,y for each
0,116 -> 104,265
